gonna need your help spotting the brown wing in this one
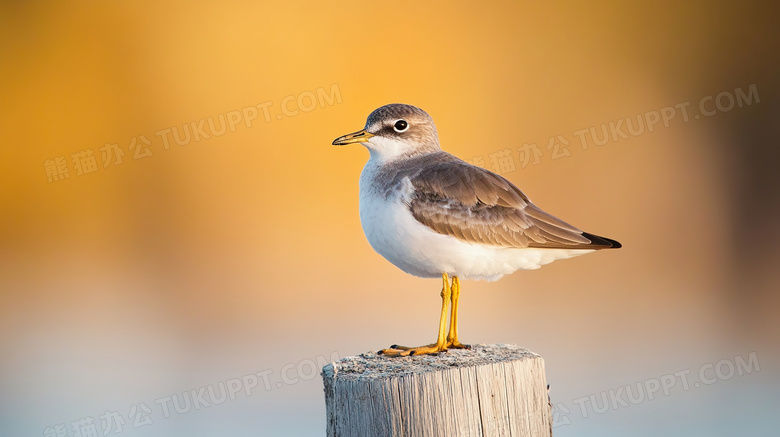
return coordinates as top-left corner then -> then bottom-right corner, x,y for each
407,159 -> 619,249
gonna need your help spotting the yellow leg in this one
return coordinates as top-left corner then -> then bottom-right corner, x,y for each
446,276 -> 468,349
379,273 -> 451,357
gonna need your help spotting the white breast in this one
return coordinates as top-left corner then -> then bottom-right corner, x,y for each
358,160 -> 592,281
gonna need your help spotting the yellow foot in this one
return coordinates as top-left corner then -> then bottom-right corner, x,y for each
378,341 -> 470,357
378,343 -> 447,357
446,340 -> 470,350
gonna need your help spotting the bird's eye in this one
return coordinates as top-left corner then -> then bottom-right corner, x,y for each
393,119 -> 409,132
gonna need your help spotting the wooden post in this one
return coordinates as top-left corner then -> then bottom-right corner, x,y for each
321,344 -> 552,437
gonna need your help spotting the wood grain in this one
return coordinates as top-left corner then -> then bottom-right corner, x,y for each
322,344 -> 552,437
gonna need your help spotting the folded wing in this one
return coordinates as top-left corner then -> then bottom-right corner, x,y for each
408,159 -> 620,250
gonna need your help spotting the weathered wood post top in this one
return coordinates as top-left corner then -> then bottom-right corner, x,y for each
322,344 -> 552,437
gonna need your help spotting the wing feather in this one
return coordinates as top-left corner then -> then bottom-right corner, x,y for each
407,157 -> 617,250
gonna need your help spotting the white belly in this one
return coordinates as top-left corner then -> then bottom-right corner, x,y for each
358,163 -> 591,281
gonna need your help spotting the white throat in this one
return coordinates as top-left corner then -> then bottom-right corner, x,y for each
362,136 -> 435,164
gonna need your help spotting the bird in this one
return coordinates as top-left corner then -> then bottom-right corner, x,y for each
332,103 -> 621,357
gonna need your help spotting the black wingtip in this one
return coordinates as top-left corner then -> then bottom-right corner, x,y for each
582,232 -> 622,249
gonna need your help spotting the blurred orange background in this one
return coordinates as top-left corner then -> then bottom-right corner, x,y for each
1,1 -> 778,436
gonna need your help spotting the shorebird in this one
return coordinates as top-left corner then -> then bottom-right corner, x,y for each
333,104 -> 621,357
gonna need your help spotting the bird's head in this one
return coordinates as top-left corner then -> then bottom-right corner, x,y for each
332,103 -> 441,161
